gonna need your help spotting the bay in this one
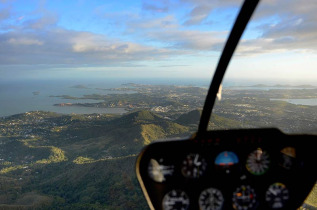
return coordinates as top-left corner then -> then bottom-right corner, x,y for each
270,98 -> 317,106
0,78 -> 210,117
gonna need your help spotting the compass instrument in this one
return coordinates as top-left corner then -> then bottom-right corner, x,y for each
148,158 -> 174,182
199,187 -> 224,210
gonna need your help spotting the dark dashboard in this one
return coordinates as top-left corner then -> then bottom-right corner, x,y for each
136,129 -> 316,210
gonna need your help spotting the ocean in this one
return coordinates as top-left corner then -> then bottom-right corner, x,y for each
0,78 -> 316,117
0,78 -> 210,117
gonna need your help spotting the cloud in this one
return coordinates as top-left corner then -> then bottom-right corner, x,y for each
1,0 -> 317,69
183,5 -> 212,25
0,7 -> 11,21
8,37 -> 43,45
24,14 -> 58,29
126,15 -> 178,33
147,29 -> 226,51
178,0 -> 317,55
125,12 -> 226,51
234,0 -> 317,55
142,2 -> 168,13
0,15 -> 177,65
181,0 -> 241,25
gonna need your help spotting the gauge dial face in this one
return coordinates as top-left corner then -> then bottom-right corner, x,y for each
265,183 -> 289,209
215,151 -> 239,166
246,148 -> 270,175
232,185 -> 257,210
199,188 -> 224,210
181,153 -> 207,178
281,147 -> 296,158
215,151 -> 239,174
148,158 -> 174,182
280,147 -> 296,170
162,189 -> 190,210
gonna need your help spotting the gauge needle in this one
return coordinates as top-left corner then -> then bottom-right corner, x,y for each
194,154 -> 201,166
256,149 -> 262,161
269,188 -> 277,196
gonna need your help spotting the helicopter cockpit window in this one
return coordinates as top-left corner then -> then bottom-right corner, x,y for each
209,0 -> 317,208
0,0 -> 316,209
211,0 -> 317,135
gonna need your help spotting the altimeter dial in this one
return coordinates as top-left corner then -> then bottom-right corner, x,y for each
246,148 -> 270,175
181,153 -> 207,178
162,189 -> 190,210
232,185 -> 257,210
199,187 -> 224,210
265,183 -> 289,209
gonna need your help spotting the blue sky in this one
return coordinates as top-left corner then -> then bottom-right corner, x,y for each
0,0 -> 316,83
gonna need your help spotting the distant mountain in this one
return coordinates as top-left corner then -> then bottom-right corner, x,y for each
70,84 -> 89,89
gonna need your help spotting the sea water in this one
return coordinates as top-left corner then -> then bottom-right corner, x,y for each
0,78 -> 316,117
0,78 -> 210,117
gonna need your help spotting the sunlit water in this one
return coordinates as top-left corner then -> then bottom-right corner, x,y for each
0,78 -> 210,117
1,78 -> 316,117
270,98 -> 317,106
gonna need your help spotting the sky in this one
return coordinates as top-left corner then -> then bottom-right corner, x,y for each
0,0 -> 317,83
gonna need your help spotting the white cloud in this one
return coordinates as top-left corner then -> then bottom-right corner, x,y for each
233,0 -> 317,55
8,37 -> 43,45
147,29 -> 226,50
142,2 -> 168,13
0,16 -> 176,65
1,0 -> 317,68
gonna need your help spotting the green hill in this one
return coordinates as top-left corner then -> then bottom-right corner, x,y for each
0,110 -> 192,209
61,110 -> 190,158
1,109 -> 312,209
175,109 -> 202,126
175,109 -> 244,129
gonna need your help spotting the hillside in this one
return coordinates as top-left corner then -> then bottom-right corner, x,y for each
0,109 -> 315,209
175,109 -> 245,130
175,109 -> 202,126
60,110 -> 190,159
0,110 -> 191,209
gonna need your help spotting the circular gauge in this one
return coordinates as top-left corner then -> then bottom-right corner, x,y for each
215,151 -> 239,166
199,187 -> 224,210
148,158 -> 174,182
162,189 -> 190,210
232,185 -> 257,210
181,153 -> 207,178
281,147 -> 296,158
265,183 -> 289,209
279,147 -> 296,170
215,151 -> 239,174
246,148 -> 270,175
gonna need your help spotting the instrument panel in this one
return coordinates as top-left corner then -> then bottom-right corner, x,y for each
136,129 -> 316,210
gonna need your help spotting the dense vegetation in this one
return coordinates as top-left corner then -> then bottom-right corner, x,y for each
0,110 -> 200,209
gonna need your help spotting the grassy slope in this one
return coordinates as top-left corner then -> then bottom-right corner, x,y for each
0,110 -> 315,209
